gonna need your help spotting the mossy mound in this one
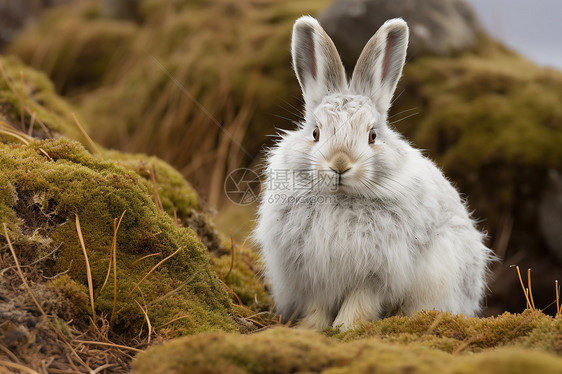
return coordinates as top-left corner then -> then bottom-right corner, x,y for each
0,55 -> 271,371
1,137 -> 238,335
0,55 -> 251,337
331,309 -> 562,354
132,311 -> 562,374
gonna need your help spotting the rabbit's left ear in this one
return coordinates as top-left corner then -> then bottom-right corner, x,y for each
350,19 -> 409,114
292,16 -> 346,112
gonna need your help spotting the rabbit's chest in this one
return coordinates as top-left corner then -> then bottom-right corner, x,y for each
280,198 -> 421,277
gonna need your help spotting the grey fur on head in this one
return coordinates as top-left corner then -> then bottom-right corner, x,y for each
253,16 -> 493,330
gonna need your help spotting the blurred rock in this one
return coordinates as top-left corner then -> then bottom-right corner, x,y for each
0,0 -> 74,49
319,0 -> 481,70
539,169 -> 562,262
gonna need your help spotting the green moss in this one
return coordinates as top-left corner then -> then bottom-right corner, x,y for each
104,151 -> 199,217
0,138 -> 237,335
329,309 -> 561,354
0,55 -> 243,336
210,240 -> 271,311
0,56 -> 85,141
47,275 -> 90,315
132,322 -> 562,374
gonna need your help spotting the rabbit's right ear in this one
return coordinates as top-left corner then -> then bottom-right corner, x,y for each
292,16 -> 346,112
350,19 -> 409,114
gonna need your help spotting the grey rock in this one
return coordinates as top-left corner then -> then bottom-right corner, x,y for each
318,0 -> 481,71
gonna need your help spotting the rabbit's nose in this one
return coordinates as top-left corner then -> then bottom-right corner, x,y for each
329,152 -> 352,174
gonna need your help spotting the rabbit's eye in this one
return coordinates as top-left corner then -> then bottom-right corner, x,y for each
369,128 -> 377,144
313,126 -> 320,142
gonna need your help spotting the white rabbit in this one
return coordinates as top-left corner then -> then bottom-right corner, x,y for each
253,16 -> 493,330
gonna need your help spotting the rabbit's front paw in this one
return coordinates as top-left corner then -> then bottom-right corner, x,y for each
333,286 -> 381,331
297,305 -> 331,330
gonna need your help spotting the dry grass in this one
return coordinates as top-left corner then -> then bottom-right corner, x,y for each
125,247 -> 183,300
225,235 -> 236,280
73,340 -> 143,354
2,224 -> 47,319
75,212 -> 96,322
512,265 -> 562,316
149,168 -> 163,213
0,359 -> 40,374
71,112 -> 102,158
129,252 -> 162,268
2,215 -> 161,372
0,119 -> 31,144
2,223 -> 98,372
134,301 -> 153,345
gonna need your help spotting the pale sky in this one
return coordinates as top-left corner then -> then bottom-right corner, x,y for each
468,0 -> 562,70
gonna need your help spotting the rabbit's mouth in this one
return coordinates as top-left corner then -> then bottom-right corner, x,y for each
329,167 -> 349,187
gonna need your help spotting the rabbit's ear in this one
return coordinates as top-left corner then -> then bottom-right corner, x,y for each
350,19 -> 409,114
292,16 -> 346,111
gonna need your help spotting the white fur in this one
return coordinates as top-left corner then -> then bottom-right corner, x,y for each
253,16 -> 493,330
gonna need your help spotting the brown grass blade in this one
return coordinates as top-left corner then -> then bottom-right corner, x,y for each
27,111 -> 36,136
75,212 -> 96,321
0,359 -> 40,374
111,210 -> 126,323
554,280 -> 562,317
225,235 -> 235,279
25,108 -> 53,139
19,71 -> 25,131
155,314 -> 191,329
0,128 -> 29,145
527,268 -> 535,310
71,112 -> 102,158
0,343 -> 20,363
134,300 -> 152,344
101,219 -> 116,292
0,120 -> 32,145
0,62 -> 17,94
91,363 -> 116,374
73,340 -> 143,353
130,252 -> 161,268
218,278 -> 242,306
126,247 -> 183,299
513,265 -> 531,309
149,167 -> 163,212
